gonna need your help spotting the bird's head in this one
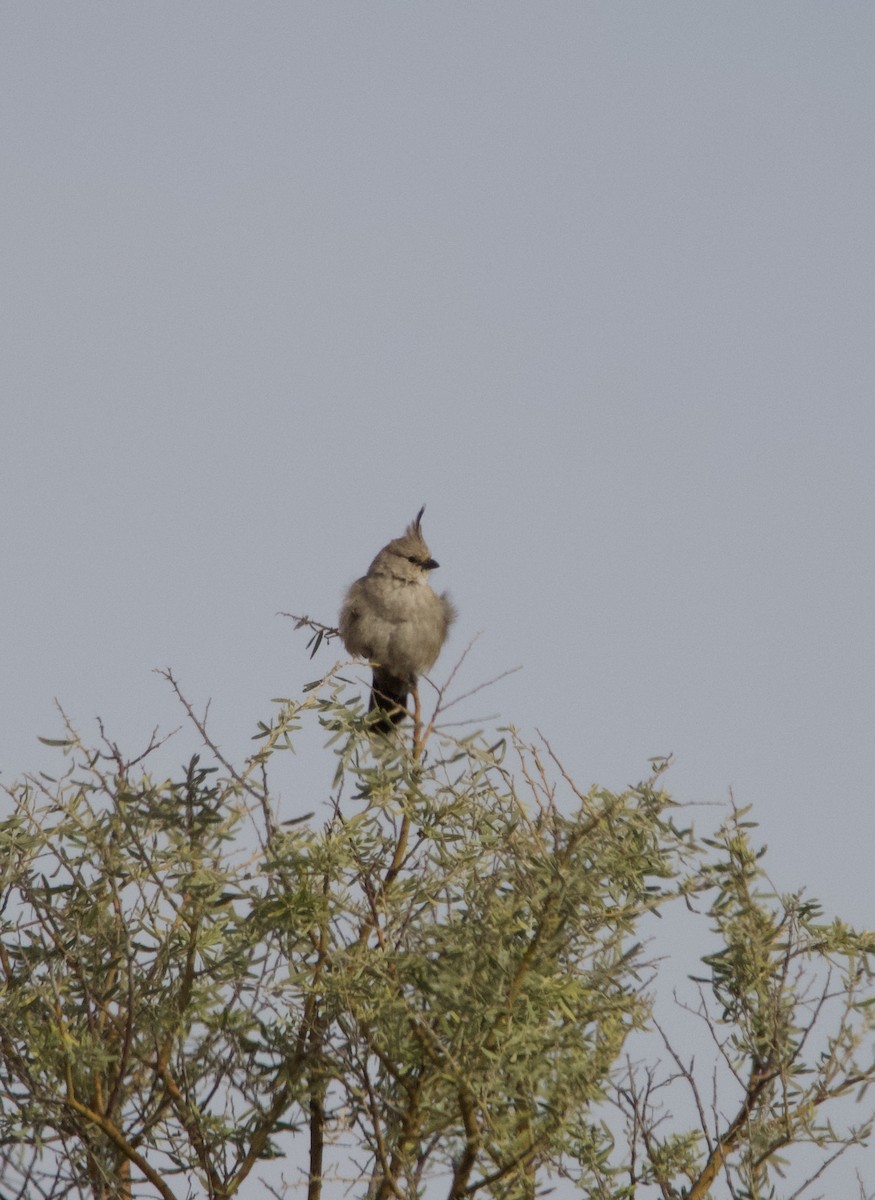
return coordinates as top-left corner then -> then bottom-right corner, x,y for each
371,506 -> 440,579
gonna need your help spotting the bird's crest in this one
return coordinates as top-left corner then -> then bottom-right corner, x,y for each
407,505 -> 426,539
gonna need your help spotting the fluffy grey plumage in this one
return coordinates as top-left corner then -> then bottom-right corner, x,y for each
339,508 -> 456,730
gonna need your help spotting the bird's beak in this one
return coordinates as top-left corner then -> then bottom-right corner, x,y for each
424,557 -> 439,570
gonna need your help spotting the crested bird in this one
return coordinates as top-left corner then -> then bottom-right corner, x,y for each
339,507 -> 456,731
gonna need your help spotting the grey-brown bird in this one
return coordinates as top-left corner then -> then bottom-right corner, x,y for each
339,508 -> 456,731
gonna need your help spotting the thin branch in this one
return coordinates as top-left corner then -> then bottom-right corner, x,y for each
279,613 -> 341,659
63,1096 -> 179,1200
686,1060 -> 778,1200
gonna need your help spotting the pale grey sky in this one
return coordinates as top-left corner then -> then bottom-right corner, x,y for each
2,4 -> 874,1192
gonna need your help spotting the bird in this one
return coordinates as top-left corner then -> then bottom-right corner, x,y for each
339,507 -> 456,731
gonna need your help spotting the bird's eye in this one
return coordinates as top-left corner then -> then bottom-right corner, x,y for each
407,555 -> 419,564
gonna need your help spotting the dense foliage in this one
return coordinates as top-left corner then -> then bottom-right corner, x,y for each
1,669 -> 872,1200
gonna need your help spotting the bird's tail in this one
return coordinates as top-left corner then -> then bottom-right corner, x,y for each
369,668 -> 410,733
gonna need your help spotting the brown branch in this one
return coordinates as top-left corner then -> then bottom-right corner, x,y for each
447,1089 -> 480,1200
225,874 -> 333,1198
462,1130 -> 545,1197
686,1062 -> 777,1200
102,875 -> 137,1124
63,1096 -> 179,1200
155,1061 -> 225,1197
482,810 -> 591,1051
360,1055 -> 407,1200
224,1078 -> 300,1197
307,1083 -> 325,1200
624,1069 -> 677,1200
156,898 -> 201,1075
654,1020 -> 714,1156
306,929 -> 329,1200
353,810 -> 413,951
